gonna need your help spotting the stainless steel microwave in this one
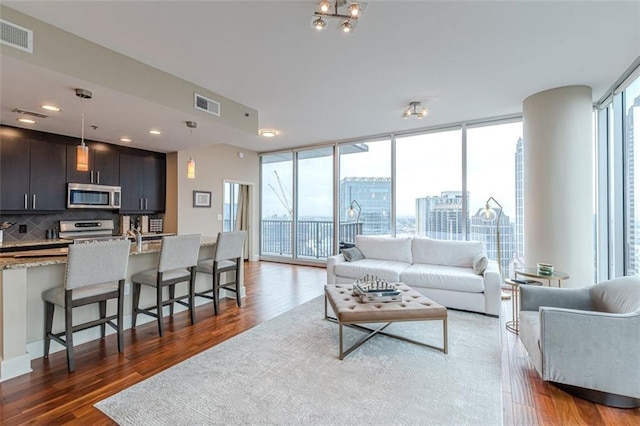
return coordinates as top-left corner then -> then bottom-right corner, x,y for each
67,183 -> 121,209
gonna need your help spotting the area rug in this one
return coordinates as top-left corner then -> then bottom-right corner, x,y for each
96,296 -> 502,425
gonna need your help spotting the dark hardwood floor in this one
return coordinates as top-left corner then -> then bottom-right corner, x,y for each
1,261 -> 638,425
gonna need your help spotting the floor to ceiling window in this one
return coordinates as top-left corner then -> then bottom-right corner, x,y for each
594,61 -> 640,279
261,153 -> 293,258
296,147 -> 334,259
395,129 -> 462,239
338,139 -> 392,245
467,122 -> 523,276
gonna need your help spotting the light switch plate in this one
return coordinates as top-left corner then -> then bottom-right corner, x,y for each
217,214 -> 222,221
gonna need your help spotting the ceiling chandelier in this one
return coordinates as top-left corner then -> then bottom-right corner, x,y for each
402,101 -> 428,119
312,1 -> 366,33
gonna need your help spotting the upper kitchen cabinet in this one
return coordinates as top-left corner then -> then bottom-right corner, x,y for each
66,142 -> 119,185
0,129 -> 66,212
119,152 -> 166,213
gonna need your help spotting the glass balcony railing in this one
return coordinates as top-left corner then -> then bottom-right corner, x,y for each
261,220 -> 361,259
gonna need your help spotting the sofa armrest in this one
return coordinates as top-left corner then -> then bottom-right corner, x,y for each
539,307 -> 640,397
326,254 -> 346,284
520,286 -> 592,312
482,260 -> 502,316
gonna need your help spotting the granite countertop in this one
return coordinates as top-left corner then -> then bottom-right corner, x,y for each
0,233 -> 176,252
0,235 -> 216,270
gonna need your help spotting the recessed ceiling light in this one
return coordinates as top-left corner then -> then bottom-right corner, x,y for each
18,118 -> 36,124
41,105 -> 61,112
148,130 -> 162,135
259,129 -> 277,138
120,137 -> 132,142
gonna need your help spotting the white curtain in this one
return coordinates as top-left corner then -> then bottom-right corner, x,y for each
235,184 -> 250,260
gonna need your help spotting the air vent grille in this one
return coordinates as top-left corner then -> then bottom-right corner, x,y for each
194,93 -> 220,116
0,19 -> 33,53
13,108 -> 48,118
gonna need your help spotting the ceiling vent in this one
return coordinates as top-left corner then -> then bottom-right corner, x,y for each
0,19 -> 33,53
13,108 -> 48,118
194,93 -> 220,117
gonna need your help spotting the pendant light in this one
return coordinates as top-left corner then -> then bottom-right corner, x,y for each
186,121 -> 197,179
75,88 -> 92,171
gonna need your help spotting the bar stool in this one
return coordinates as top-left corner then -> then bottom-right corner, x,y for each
195,230 -> 246,315
131,234 -> 201,336
42,239 -> 131,372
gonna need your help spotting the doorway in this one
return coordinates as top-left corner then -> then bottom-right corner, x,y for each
223,180 -> 252,260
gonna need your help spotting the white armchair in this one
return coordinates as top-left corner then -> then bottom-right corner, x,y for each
519,276 -> 640,408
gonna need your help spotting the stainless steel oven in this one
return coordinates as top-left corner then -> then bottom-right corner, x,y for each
67,183 -> 121,209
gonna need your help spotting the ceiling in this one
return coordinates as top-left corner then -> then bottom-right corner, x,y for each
1,1 -> 639,154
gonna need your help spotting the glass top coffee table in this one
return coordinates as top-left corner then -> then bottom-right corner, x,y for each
515,267 -> 569,288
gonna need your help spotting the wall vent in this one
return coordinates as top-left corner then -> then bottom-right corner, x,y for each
0,19 -> 33,53
194,93 -> 220,116
13,108 -> 48,118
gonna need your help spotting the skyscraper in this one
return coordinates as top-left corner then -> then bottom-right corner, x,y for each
515,137 -> 525,258
415,191 -> 466,240
470,207 -> 515,275
340,177 -> 391,235
627,95 -> 640,275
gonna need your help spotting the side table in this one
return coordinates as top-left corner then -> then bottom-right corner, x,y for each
515,267 -> 569,287
504,278 -> 542,334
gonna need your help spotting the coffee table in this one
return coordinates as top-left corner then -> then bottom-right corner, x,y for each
324,283 -> 448,360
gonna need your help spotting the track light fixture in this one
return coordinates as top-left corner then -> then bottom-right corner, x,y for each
312,1 -> 366,33
402,101 -> 428,119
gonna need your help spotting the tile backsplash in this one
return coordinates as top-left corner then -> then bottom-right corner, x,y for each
0,211 -> 163,242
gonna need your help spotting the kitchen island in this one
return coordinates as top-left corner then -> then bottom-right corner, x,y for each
0,236 -> 239,382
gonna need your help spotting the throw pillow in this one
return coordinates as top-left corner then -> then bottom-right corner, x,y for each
472,253 -> 488,275
342,247 -> 365,262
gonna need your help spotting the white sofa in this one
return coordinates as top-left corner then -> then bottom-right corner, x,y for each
327,235 -> 502,316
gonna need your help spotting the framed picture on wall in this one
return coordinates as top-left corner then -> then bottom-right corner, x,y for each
193,190 -> 212,208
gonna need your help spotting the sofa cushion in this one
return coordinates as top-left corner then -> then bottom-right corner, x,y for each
342,247 -> 365,262
412,237 -> 486,267
355,235 -> 413,263
334,259 -> 411,282
472,253 -> 488,275
400,264 -> 485,293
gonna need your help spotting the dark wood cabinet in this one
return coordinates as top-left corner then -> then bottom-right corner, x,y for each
1,125 -> 165,214
143,155 -> 165,212
0,129 -> 66,212
119,153 -> 165,213
0,130 -> 31,211
66,142 -> 119,185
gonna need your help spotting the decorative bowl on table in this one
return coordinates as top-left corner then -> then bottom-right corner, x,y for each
537,262 -> 554,275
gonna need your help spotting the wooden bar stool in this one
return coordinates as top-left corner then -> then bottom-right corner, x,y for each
42,239 -> 131,372
195,230 -> 246,315
131,234 -> 201,336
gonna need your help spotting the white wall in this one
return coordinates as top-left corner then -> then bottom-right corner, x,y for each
166,144 -> 260,261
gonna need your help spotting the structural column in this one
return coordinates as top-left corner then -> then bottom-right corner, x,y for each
523,85 -> 593,287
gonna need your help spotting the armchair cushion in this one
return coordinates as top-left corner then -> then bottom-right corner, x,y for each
589,276 -> 640,313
